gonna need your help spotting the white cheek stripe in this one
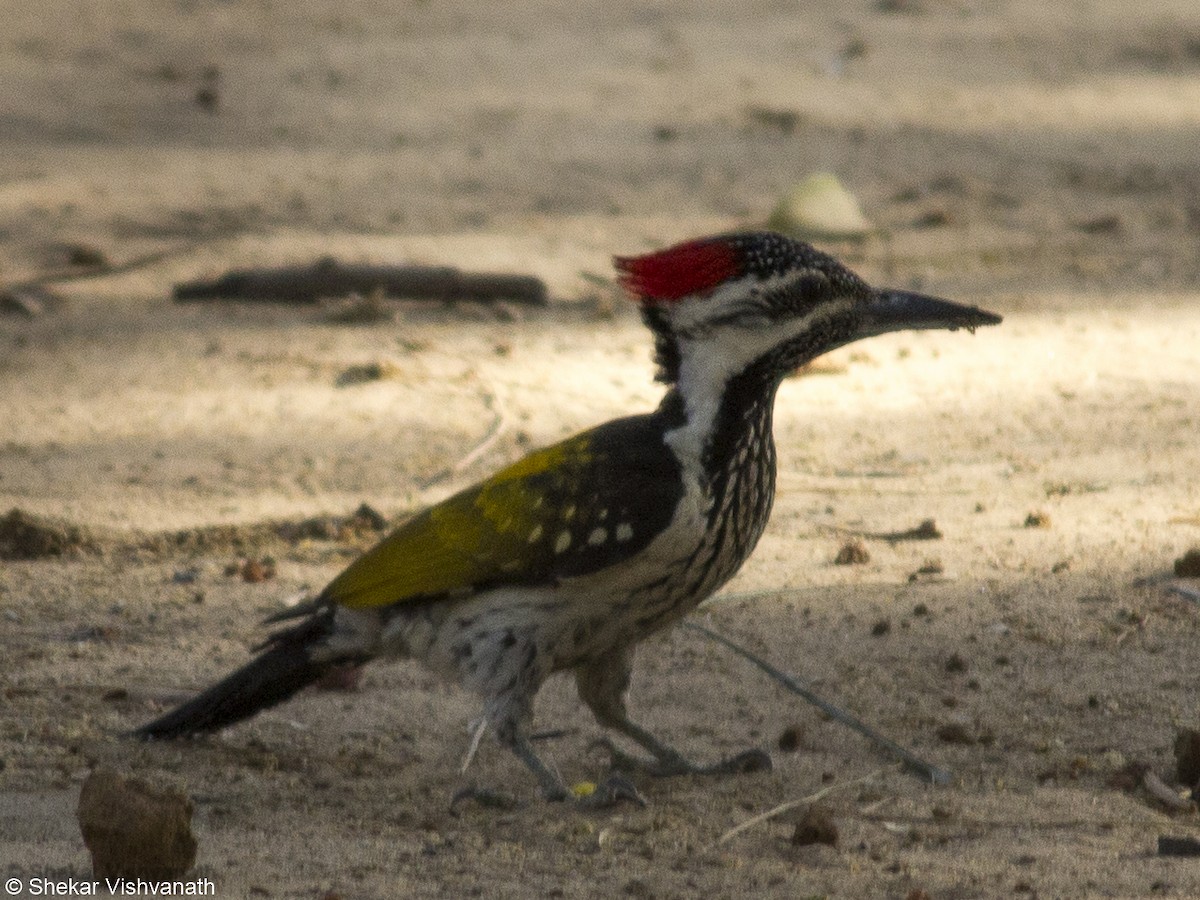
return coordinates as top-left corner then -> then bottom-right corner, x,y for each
664,298 -> 853,468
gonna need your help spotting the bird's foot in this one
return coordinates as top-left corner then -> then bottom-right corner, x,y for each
449,773 -> 646,811
570,772 -> 647,809
592,737 -> 772,778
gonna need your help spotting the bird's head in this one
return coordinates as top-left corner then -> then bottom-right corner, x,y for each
616,230 -> 1001,387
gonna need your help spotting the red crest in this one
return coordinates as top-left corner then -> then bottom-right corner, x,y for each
614,238 -> 739,304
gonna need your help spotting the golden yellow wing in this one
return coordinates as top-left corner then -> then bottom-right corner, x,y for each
322,413 -> 684,610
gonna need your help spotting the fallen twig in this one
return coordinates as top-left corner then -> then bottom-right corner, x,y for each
174,258 -> 548,306
818,518 -> 942,543
700,587 -> 799,608
419,389 -> 508,490
0,285 -> 57,318
2,244 -> 200,318
461,718 -> 488,774
1166,583 -> 1200,604
1159,835 -> 1200,856
33,244 -> 199,287
1143,770 -> 1196,813
684,620 -> 952,785
709,766 -> 893,849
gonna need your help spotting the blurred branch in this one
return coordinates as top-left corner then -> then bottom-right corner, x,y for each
174,257 -> 547,306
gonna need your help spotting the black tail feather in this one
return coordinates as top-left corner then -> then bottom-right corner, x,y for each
134,607 -> 348,739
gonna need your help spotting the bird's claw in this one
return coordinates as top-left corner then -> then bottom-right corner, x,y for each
589,736 -> 665,774
572,772 -> 647,809
590,737 -> 772,778
450,772 -> 645,811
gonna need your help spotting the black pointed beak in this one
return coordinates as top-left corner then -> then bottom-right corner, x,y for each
857,289 -> 1002,339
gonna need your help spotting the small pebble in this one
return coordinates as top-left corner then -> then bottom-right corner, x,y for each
777,726 -> 804,753
944,653 -> 969,674
239,558 -> 276,583
908,558 -> 944,582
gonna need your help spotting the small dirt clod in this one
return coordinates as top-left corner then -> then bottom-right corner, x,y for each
935,723 -> 976,745
1024,511 -> 1051,528
315,662 -> 365,692
0,508 -> 100,560
944,653 -> 969,673
909,558 -> 945,582
238,558 -> 277,583
791,805 -> 839,848
1174,728 -> 1200,789
834,539 -> 870,565
1174,548 -> 1200,578
777,725 -> 804,753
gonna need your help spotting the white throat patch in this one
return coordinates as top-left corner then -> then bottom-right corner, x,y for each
663,296 -> 853,470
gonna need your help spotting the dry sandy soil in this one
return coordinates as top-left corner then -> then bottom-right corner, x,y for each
3,1 -> 1200,896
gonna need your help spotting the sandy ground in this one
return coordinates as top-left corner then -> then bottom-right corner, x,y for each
4,1 -> 1200,896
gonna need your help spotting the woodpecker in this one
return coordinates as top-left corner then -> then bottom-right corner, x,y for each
136,230 -> 1001,802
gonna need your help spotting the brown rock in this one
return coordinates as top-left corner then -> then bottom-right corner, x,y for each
77,770 -> 197,879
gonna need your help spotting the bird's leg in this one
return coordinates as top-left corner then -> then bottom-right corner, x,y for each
454,665 -> 642,809
506,728 -> 645,808
450,725 -> 569,811
576,646 -> 772,778
506,727 -> 570,801
452,720 -> 645,810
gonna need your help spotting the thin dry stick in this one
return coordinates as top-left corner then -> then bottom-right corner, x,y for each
24,243 -> 202,288
419,389 -> 508,490
460,718 -> 489,774
451,394 -> 507,476
684,620 -> 951,785
710,765 -> 894,849
816,518 -> 943,543
702,587 -> 797,608
1143,771 -> 1195,813
1167,583 -> 1200,604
